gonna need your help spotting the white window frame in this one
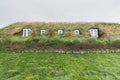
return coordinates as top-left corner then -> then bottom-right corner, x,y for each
74,30 -> 80,35
41,30 -> 46,35
23,29 -> 31,37
58,30 -> 63,34
89,29 -> 98,37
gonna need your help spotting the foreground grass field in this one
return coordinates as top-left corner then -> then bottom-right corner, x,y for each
0,52 -> 120,80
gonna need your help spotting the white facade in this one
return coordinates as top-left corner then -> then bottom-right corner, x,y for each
74,30 -> 80,35
22,29 -> 31,37
89,29 -> 98,37
41,30 -> 46,35
58,30 -> 63,34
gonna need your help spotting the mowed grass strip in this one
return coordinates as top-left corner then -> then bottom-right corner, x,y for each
0,52 -> 120,80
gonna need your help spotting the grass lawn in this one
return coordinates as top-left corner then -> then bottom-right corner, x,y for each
0,52 -> 120,80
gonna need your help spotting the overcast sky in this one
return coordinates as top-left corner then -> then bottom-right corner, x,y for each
0,0 -> 120,28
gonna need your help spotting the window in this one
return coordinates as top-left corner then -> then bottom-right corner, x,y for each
41,30 -> 46,35
23,29 -> 31,37
58,30 -> 63,34
89,29 -> 98,37
74,30 -> 80,35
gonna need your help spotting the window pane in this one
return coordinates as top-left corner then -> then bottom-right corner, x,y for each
41,30 -> 46,35
58,30 -> 63,34
74,30 -> 79,35
23,29 -> 31,37
28,30 -> 31,36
